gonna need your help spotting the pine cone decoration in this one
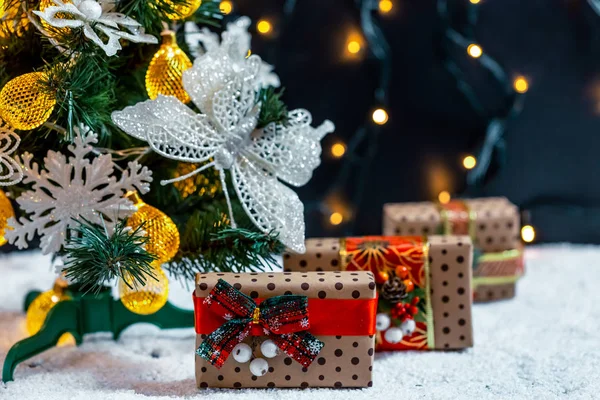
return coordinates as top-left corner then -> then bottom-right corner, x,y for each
381,277 -> 408,304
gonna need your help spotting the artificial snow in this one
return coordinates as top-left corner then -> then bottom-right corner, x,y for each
1,244 -> 599,399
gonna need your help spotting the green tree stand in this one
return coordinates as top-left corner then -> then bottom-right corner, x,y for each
2,286 -> 194,382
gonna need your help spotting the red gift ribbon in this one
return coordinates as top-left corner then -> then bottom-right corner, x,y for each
194,295 -> 378,336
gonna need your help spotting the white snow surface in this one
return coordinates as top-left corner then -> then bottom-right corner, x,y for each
0,244 -> 598,399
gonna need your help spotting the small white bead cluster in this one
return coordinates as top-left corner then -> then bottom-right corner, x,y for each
232,339 -> 281,376
376,313 -> 416,344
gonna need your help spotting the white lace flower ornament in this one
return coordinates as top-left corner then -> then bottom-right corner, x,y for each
112,49 -> 334,253
5,126 -> 153,254
184,16 -> 280,89
33,0 -> 157,57
0,121 -> 23,186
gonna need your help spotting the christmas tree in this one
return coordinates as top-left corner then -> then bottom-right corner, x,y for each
0,0 -> 333,310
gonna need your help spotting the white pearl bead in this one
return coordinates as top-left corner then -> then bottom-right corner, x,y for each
79,1 -> 103,19
260,339 -> 280,358
376,313 -> 391,331
232,343 -> 252,363
384,327 -> 404,344
400,319 -> 416,336
249,357 -> 269,377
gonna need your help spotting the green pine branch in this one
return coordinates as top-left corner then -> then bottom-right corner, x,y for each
256,87 -> 289,129
41,54 -> 116,140
118,0 -> 222,36
62,217 -> 158,293
166,203 -> 284,281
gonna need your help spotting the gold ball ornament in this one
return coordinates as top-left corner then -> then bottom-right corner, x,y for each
0,189 -> 14,247
0,72 -> 56,130
26,278 -> 74,345
119,262 -> 170,315
173,162 -> 221,199
0,0 -> 29,39
126,191 -> 180,264
161,0 -> 202,20
146,31 -> 192,104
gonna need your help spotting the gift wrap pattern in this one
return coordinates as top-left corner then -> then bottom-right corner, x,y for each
383,197 -> 524,301
194,272 -> 377,388
283,235 -> 474,351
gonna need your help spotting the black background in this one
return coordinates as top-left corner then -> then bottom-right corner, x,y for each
241,0 -> 600,243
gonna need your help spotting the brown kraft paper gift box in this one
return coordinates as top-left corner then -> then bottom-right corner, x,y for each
382,197 -> 524,302
284,235 -> 473,351
194,272 -> 377,388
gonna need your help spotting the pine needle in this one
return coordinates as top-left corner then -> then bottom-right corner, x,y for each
256,87 -> 289,129
62,217 -> 158,293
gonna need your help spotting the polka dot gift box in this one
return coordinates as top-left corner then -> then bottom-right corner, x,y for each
383,197 -> 525,302
194,272 -> 377,388
284,236 -> 474,351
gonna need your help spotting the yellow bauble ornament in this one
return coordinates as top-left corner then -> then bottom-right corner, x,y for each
126,191 -> 180,264
0,72 -> 56,130
119,262 -> 169,315
161,0 -> 201,20
0,189 -> 14,247
145,31 -> 192,104
26,278 -> 74,345
173,162 -> 221,199
0,0 -> 29,39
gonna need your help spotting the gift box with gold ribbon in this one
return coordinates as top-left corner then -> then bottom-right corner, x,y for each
194,272 -> 377,388
383,197 -> 524,302
283,235 -> 473,351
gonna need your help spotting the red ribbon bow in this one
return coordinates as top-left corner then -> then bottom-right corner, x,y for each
195,279 -> 324,369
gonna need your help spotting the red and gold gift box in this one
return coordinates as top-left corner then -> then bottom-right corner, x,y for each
383,197 -> 524,302
284,236 -> 473,351
194,272 -> 377,388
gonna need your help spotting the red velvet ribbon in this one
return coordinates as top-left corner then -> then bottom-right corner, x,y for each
194,295 -> 378,336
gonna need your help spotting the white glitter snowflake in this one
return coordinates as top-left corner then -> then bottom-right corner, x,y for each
269,317 -> 282,332
300,317 -> 309,329
237,330 -> 248,341
33,0 -> 157,57
223,313 -> 233,321
0,122 -> 23,186
203,295 -> 213,305
5,127 -> 152,254
184,17 -> 280,89
307,340 -> 324,355
112,41 -> 333,253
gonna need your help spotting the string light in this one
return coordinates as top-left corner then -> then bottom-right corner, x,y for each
379,0 -> 393,14
220,0 -> 233,15
347,40 -> 361,54
514,76 -> 529,93
257,19 -> 272,35
438,191 -> 451,204
331,143 -> 346,158
329,212 -> 343,225
372,108 -> 389,125
521,225 -> 535,243
467,44 -> 483,58
469,0 -> 481,4
462,155 -> 477,170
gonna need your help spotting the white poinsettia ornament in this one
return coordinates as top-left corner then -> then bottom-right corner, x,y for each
184,16 -> 280,89
112,47 -> 333,253
5,126 -> 153,254
33,0 -> 157,57
0,121 -> 23,186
